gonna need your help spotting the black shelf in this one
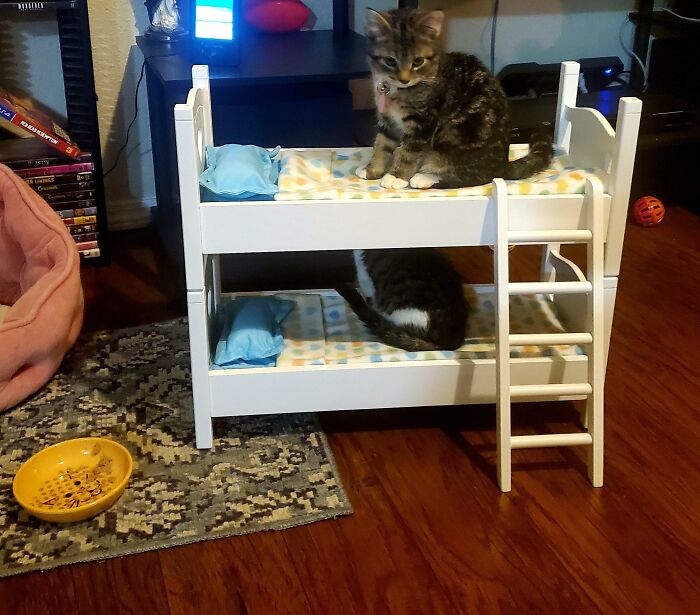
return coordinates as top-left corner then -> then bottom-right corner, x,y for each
0,0 -> 109,264
137,29 -> 370,88
629,9 -> 700,32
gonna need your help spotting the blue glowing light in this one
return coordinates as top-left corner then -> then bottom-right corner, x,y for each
604,68 -> 613,75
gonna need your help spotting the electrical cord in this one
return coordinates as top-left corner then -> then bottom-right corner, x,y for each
619,19 -> 648,91
103,54 -> 178,178
660,6 -> 700,23
490,0 -> 500,74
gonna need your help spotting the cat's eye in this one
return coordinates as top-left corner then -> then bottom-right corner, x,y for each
412,57 -> 425,69
382,57 -> 398,69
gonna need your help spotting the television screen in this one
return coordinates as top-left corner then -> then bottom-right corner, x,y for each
195,0 -> 235,41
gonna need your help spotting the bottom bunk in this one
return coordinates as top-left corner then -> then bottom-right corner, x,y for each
205,286 -> 590,417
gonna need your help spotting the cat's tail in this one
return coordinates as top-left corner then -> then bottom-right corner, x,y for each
335,285 -> 443,352
503,122 -> 554,180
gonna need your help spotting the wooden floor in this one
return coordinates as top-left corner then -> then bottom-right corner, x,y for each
2,208 -> 699,614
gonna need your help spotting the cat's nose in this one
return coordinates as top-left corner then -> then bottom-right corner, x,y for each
398,71 -> 411,84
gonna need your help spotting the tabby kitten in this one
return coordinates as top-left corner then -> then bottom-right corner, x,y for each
338,248 -> 468,351
358,8 -> 553,189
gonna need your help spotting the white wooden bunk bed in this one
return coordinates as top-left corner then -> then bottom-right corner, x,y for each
174,62 -> 641,492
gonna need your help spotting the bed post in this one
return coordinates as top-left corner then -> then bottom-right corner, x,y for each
604,97 -> 642,277
192,65 -> 214,150
191,65 -> 222,312
174,66 -> 215,449
554,61 -> 580,153
602,96 -> 641,372
493,178 -> 512,493
544,61 -> 581,285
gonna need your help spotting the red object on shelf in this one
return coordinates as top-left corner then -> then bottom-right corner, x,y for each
244,0 -> 311,33
632,196 -> 665,226
0,89 -> 82,159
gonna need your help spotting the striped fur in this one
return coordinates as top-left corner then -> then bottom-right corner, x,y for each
362,9 -> 553,188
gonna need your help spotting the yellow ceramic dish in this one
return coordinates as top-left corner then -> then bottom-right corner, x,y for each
13,437 -> 133,523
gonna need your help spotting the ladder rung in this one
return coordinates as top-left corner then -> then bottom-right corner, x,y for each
508,333 -> 592,346
510,433 -> 593,449
509,383 -> 592,398
508,281 -> 592,295
508,230 -> 592,244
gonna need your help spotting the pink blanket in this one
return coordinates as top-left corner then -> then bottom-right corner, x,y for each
0,164 -> 83,411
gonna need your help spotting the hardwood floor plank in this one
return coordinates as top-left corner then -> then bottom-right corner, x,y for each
158,532 -> 314,614
290,428 -> 460,614
68,552 -> 170,615
0,565 -> 80,615
325,409 -> 599,612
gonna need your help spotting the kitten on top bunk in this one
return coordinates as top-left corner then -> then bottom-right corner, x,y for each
357,8 -> 553,189
343,8 -> 553,352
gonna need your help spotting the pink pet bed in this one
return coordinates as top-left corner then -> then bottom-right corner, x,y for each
0,163 -> 83,411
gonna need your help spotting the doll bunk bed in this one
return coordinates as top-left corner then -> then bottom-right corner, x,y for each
174,62 -> 641,492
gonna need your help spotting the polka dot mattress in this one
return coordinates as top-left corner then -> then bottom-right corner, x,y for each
275,145 -> 603,201
255,289 -> 585,368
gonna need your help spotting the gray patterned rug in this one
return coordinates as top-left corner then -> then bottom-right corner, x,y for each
0,319 -> 351,578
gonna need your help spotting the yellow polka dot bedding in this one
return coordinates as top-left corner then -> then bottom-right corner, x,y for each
211,290 -> 584,369
275,146 -> 603,201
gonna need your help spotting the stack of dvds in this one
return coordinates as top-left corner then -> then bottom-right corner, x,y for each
0,141 -> 100,259
1,88 -> 103,261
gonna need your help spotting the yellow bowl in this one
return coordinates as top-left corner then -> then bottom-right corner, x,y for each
13,437 -> 133,523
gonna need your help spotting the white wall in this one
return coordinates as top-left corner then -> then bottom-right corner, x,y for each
422,0 -> 636,74
87,0 -> 155,230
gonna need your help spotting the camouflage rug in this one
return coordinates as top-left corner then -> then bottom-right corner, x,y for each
0,319 -> 351,578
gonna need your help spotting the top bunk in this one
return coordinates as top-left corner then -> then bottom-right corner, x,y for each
173,62 -> 642,259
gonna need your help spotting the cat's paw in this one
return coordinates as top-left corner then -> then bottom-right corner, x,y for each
380,173 -> 409,189
359,166 -> 385,180
409,172 -> 439,189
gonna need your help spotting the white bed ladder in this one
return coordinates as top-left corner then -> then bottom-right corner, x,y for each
492,177 -> 605,492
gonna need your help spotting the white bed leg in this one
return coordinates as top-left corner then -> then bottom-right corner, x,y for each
176,67 -> 218,449
188,291 -> 214,449
585,177 -> 605,487
493,178 -> 512,493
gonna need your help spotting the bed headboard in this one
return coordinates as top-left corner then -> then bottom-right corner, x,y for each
175,65 -> 214,176
555,62 -> 617,186
554,61 -> 642,276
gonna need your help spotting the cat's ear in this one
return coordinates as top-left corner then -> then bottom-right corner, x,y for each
417,10 -> 444,40
367,9 -> 391,39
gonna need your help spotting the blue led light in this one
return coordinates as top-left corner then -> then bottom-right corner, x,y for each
604,68 -> 613,75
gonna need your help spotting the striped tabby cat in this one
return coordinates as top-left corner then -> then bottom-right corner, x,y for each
357,8 -> 553,189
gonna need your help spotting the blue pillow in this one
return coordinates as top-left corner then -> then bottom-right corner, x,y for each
200,144 -> 281,199
213,296 -> 295,369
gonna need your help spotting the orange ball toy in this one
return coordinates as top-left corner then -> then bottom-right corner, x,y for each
632,196 -> 665,226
